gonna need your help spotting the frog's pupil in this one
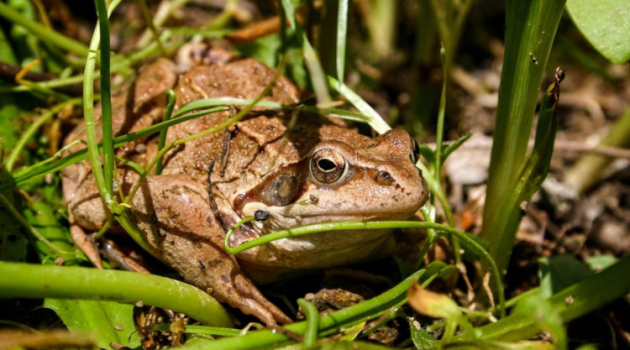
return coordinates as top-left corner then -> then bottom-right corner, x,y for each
318,158 -> 336,172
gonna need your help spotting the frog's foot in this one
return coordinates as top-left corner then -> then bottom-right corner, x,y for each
101,238 -> 151,274
69,224 -> 103,269
231,274 -> 293,325
130,175 -> 292,326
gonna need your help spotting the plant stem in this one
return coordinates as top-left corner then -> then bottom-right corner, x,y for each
298,298 -> 319,347
327,76 -> 390,134
135,0 -> 191,49
83,0 -> 121,206
480,0 -> 566,272
415,161 -> 455,226
435,46 -> 461,265
177,262 -> 449,350
95,0 -> 115,198
0,262 -> 232,327
224,219 -> 505,318
156,90 -> 176,175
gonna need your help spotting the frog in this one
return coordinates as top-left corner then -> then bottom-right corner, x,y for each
62,46 -> 429,325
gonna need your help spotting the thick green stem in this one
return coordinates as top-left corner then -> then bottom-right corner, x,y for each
0,262 -> 232,327
480,0 -> 566,272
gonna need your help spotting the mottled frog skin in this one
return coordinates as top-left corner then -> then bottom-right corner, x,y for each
62,48 -> 428,325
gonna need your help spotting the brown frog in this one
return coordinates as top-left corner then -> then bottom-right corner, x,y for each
62,48 -> 429,325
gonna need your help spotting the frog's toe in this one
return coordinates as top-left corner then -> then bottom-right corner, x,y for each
234,275 -> 293,325
70,224 -> 103,269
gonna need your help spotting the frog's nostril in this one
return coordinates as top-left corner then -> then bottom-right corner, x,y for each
375,170 -> 395,186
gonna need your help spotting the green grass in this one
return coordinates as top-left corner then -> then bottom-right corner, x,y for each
480,0 -> 567,273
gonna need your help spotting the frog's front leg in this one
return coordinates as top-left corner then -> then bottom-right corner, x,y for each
131,175 -> 292,325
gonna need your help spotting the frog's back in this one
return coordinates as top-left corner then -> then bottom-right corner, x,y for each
160,59 -> 302,183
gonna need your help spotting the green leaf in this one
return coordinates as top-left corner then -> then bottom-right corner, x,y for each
418,145 -> 436,165
302,32 -> 331,103
0,143 -> 25,261
538,255 -> 594,297
458,231 -> 490,261
442,132 -> 473,163
22,199 -> 77,262
408,317 -> 435,350
0,28 -> 17,64
0,28 -> 21,152
575,344 -> 599,350
338,321 -> 365,341
513,295 -> 567,349
0,207 -> 27,261
44,299 -> 140,350
281,340 -> 392,350
466,256 -> 630,342
407,284 -> 461,320
585,254 -> 618,272
567,0 -> 630,64
236,33 -> 280,68
483,62 -> 564,273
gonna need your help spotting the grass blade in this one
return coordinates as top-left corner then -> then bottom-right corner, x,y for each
327,76 -> 390,134
336,0 -> 348,81
480,0 -> 566,272
95,0 -> 114,197
486,67 -> 564,274
7,107 -> 228,190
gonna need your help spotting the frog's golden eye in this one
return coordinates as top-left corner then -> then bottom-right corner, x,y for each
310,148 -> 348,184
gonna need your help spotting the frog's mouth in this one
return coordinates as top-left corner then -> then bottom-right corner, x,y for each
240,196 -> 422,225
245,204 -> 419,231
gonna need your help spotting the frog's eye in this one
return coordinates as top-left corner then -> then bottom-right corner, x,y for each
310,148 -> 348,184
